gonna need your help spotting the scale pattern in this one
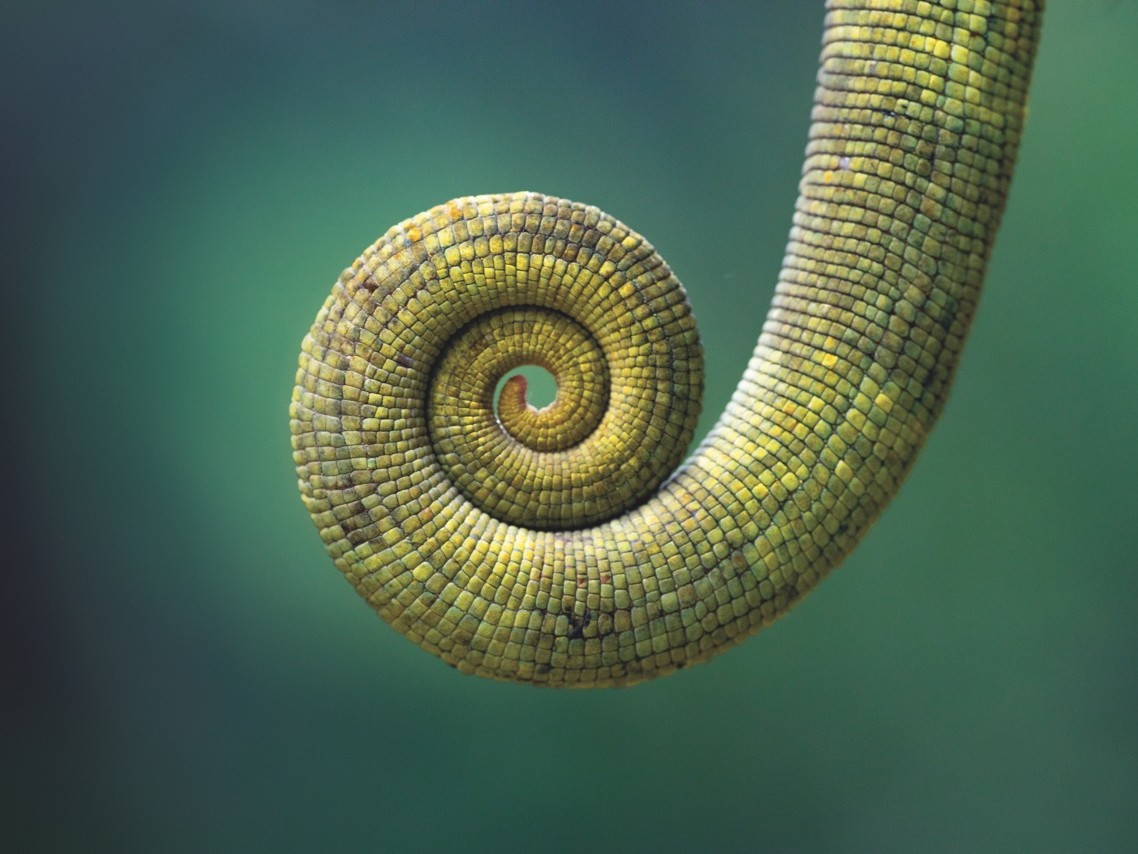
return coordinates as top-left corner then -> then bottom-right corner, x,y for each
291,0 -> 1043,686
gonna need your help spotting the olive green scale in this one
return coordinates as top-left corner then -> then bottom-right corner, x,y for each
290,0 -> 1043,686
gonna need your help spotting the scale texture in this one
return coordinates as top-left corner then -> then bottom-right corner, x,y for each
291,0 -> 1043,686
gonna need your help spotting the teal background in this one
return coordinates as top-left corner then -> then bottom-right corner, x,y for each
7,2 -> 1137,851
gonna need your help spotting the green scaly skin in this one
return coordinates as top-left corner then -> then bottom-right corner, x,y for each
291,0 -> 1043,686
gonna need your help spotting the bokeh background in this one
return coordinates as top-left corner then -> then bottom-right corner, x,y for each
6,1 -> 1137,850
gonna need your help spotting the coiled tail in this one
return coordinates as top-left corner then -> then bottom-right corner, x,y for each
291,1 -> 1043,686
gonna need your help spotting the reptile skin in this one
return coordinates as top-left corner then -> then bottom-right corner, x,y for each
291,0 -> 1043,686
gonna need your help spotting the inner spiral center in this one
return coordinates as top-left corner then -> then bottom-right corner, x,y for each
414,194 -> 704,530
497,365 -> 558,412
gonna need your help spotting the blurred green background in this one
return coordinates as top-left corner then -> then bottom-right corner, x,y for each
7,1 -> 1137,851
